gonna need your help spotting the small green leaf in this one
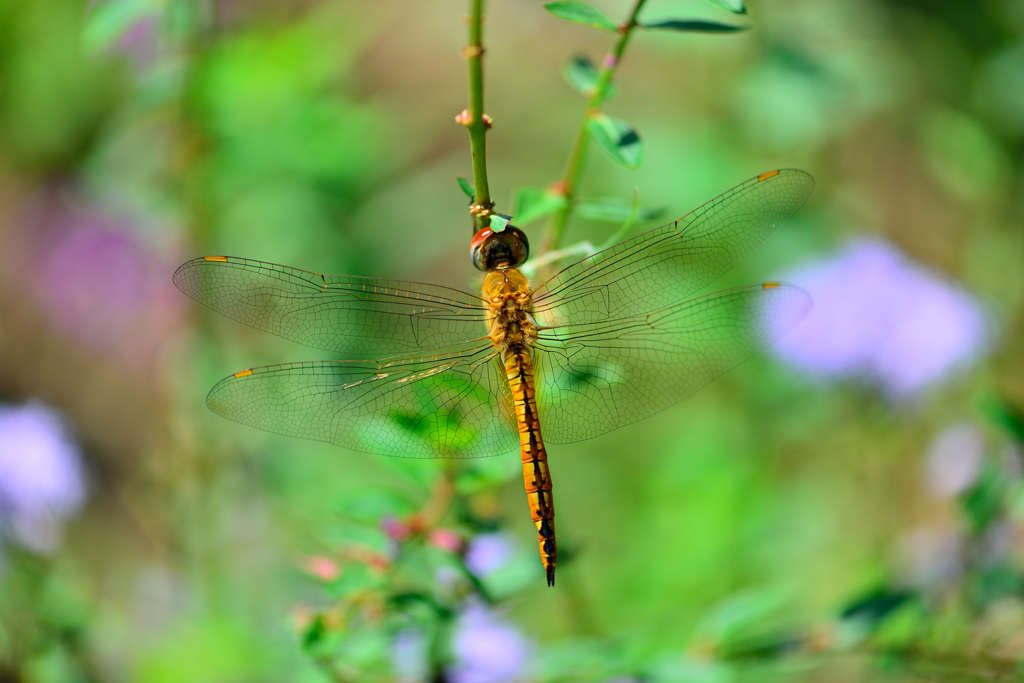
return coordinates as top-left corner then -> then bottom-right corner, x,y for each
577,197 -> 664,223
390,592 -> 448,617
705,0 -> 747,14
513,186 -> 569,225
587,113 -> 642,169
982,395 -> 1024,445
563,54 -> 617,98
302,615 -> 328,650
489,214 -> 511,232
640,19 -> 747,33
961,464 -> 1004,532
544,1 -> 619,34
840,588 -> 914,627
457,176 -> 475,199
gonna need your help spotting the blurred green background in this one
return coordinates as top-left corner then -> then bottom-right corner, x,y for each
1,0 -> 1023,681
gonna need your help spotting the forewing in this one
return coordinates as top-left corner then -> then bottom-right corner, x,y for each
206,341 -> 518,458
174,256 -> 488,356
534,284 -> 811,444
531,170 -> 813,325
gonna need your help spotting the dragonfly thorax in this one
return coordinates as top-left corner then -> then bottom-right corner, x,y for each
483,268 -> 537,352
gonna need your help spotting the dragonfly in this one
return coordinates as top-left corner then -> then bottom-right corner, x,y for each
173,168 -> 814,587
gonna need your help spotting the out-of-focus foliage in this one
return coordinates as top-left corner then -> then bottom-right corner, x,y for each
0,0 -> 1023,681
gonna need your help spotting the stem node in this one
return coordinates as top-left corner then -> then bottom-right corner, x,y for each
549,180 -> 569,196
470,202 -> 495,218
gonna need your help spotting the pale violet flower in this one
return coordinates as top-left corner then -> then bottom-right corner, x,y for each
465,533 -> 513,576
772,239 -> 991,399
392,629 -> 428,682
0,402 -> 87,553
450,601 -> 531,683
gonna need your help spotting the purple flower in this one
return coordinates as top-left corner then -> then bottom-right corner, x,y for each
772,239 -> 991,399
465,533 -> 513,576
0,402 -> 87,553
12,188 -> 186,372
450,602 -> 531,683
392,629 -> 428,681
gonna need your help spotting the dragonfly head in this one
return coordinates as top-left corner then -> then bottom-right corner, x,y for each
471,225 -> 530,272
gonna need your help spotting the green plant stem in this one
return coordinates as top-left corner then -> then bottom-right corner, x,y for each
466,0 -> 493,232
540,0 -> 647,254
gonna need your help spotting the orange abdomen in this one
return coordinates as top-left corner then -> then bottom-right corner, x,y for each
504,348 -> 557,586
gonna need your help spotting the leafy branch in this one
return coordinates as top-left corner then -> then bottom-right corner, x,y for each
539,0 -> 648,255
495,0 -> 747,260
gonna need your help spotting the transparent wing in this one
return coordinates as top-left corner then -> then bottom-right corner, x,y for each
533,283 -> 811,444
531,170 -> 814,325
206,341 -> 518,459
173,256 -> 488,356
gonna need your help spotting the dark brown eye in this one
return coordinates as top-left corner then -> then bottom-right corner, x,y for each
470,225 -> 530,271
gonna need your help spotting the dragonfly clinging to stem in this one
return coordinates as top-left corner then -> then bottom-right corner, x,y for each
173,168 -> 814,587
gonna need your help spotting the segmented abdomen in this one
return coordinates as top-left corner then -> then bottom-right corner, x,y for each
503,347 -> 557,586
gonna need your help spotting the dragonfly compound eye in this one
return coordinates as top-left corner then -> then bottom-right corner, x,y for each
470,225 -> 530,271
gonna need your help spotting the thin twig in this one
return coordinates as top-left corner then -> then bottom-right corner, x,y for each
540,0 -> 648,255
